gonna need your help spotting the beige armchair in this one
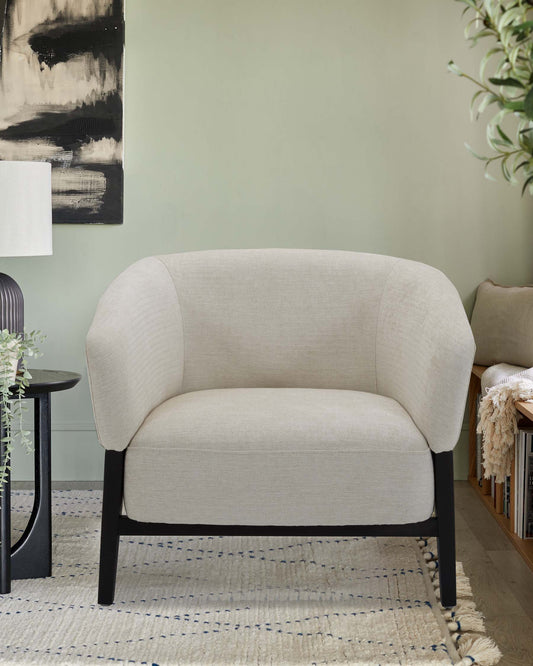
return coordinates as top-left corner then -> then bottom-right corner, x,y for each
86,249 -> 474,606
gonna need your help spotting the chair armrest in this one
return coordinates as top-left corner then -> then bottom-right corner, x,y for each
376,261 -> 475,454
86,257 -> 184,451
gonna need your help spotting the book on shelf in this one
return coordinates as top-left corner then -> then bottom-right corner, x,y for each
503,475 -> 511,519
476,394 -> 483,484
514,430 -> 533,539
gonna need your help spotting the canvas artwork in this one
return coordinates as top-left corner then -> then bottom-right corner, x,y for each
0,0 -> 124,224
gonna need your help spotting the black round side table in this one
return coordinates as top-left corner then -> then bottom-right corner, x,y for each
0,369 -> 81,594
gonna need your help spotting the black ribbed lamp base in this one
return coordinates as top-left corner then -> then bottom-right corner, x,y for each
0,273 -> 24,335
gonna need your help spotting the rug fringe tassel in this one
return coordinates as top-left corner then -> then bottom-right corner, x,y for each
418,537 -> 502,665
445,606 -> 485,633
455,636 -> 503,666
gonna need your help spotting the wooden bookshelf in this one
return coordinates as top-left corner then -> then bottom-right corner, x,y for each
468,365 -> 533,573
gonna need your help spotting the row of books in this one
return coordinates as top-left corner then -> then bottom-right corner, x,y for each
515,430 -> 533,539
475,403 -> 533,538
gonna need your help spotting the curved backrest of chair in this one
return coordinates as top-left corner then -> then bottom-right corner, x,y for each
158,249 -> 419,393
88,248 -> 473,453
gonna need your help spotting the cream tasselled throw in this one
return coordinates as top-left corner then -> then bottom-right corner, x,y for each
478,364 -> 533,483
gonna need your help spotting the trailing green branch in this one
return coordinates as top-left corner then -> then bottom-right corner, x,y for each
450,0 -> 533,194
0,329 -> 45,503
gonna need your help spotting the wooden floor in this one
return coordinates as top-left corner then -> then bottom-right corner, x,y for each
455,481 -> 533,665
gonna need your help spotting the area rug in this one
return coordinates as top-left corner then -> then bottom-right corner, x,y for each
1,491 -> 500,666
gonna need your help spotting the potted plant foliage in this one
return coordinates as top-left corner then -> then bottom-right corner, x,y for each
449,0 -> 533,194
0,329 -> 43,498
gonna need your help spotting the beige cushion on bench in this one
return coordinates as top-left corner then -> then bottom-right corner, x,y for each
124,388 -> 434,526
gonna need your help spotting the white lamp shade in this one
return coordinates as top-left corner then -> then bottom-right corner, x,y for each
0,161 -> 52,257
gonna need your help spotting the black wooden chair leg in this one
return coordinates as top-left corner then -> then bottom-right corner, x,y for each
433,451 -> 456,608
98,450 -> 125,605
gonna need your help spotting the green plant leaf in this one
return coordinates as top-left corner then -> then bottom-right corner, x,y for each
470,29 -> 497,47
512,21 -> 533,34
524,87 -> 533,119
489,76 -> 525,88
448,60 -> 464,76
470,90 -> 485,119
503,100 -> 525,111
513,160 -> 530,173
499,7 -> 527,29
501,153 -> 514,181
496,124 -> 513,144
475,92 -> 500,117
480,47 -> 504,80
465,143 -> 491,160
490,138 -> 513,148
465,16 -> 481,39
522,173 -> 533,195
456,0 -> 480,10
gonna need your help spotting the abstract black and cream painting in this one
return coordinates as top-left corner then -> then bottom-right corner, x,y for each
0,0 -> 124,224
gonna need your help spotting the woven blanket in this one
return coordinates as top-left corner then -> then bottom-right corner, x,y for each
478,363 -> 533,482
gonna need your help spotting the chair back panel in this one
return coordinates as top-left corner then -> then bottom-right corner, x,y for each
159,249 -> 399,393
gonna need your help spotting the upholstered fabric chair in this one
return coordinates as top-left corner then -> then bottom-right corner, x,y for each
86,249 -> 475,606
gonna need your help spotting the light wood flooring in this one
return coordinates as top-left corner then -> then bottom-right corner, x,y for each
455,481 -> 533,665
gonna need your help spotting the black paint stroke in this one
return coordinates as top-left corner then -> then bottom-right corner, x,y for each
53,164 -> 123,225
29,15 -> 124,69
0,94 -> 122,147
0,0 -> 9,69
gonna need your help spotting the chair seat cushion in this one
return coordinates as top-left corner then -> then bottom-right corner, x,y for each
124,388 -> 434,525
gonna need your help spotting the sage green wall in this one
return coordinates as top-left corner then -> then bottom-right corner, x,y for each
9,0 -> 533,481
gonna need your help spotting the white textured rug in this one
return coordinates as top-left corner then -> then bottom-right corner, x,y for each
1,491 -> 500,666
